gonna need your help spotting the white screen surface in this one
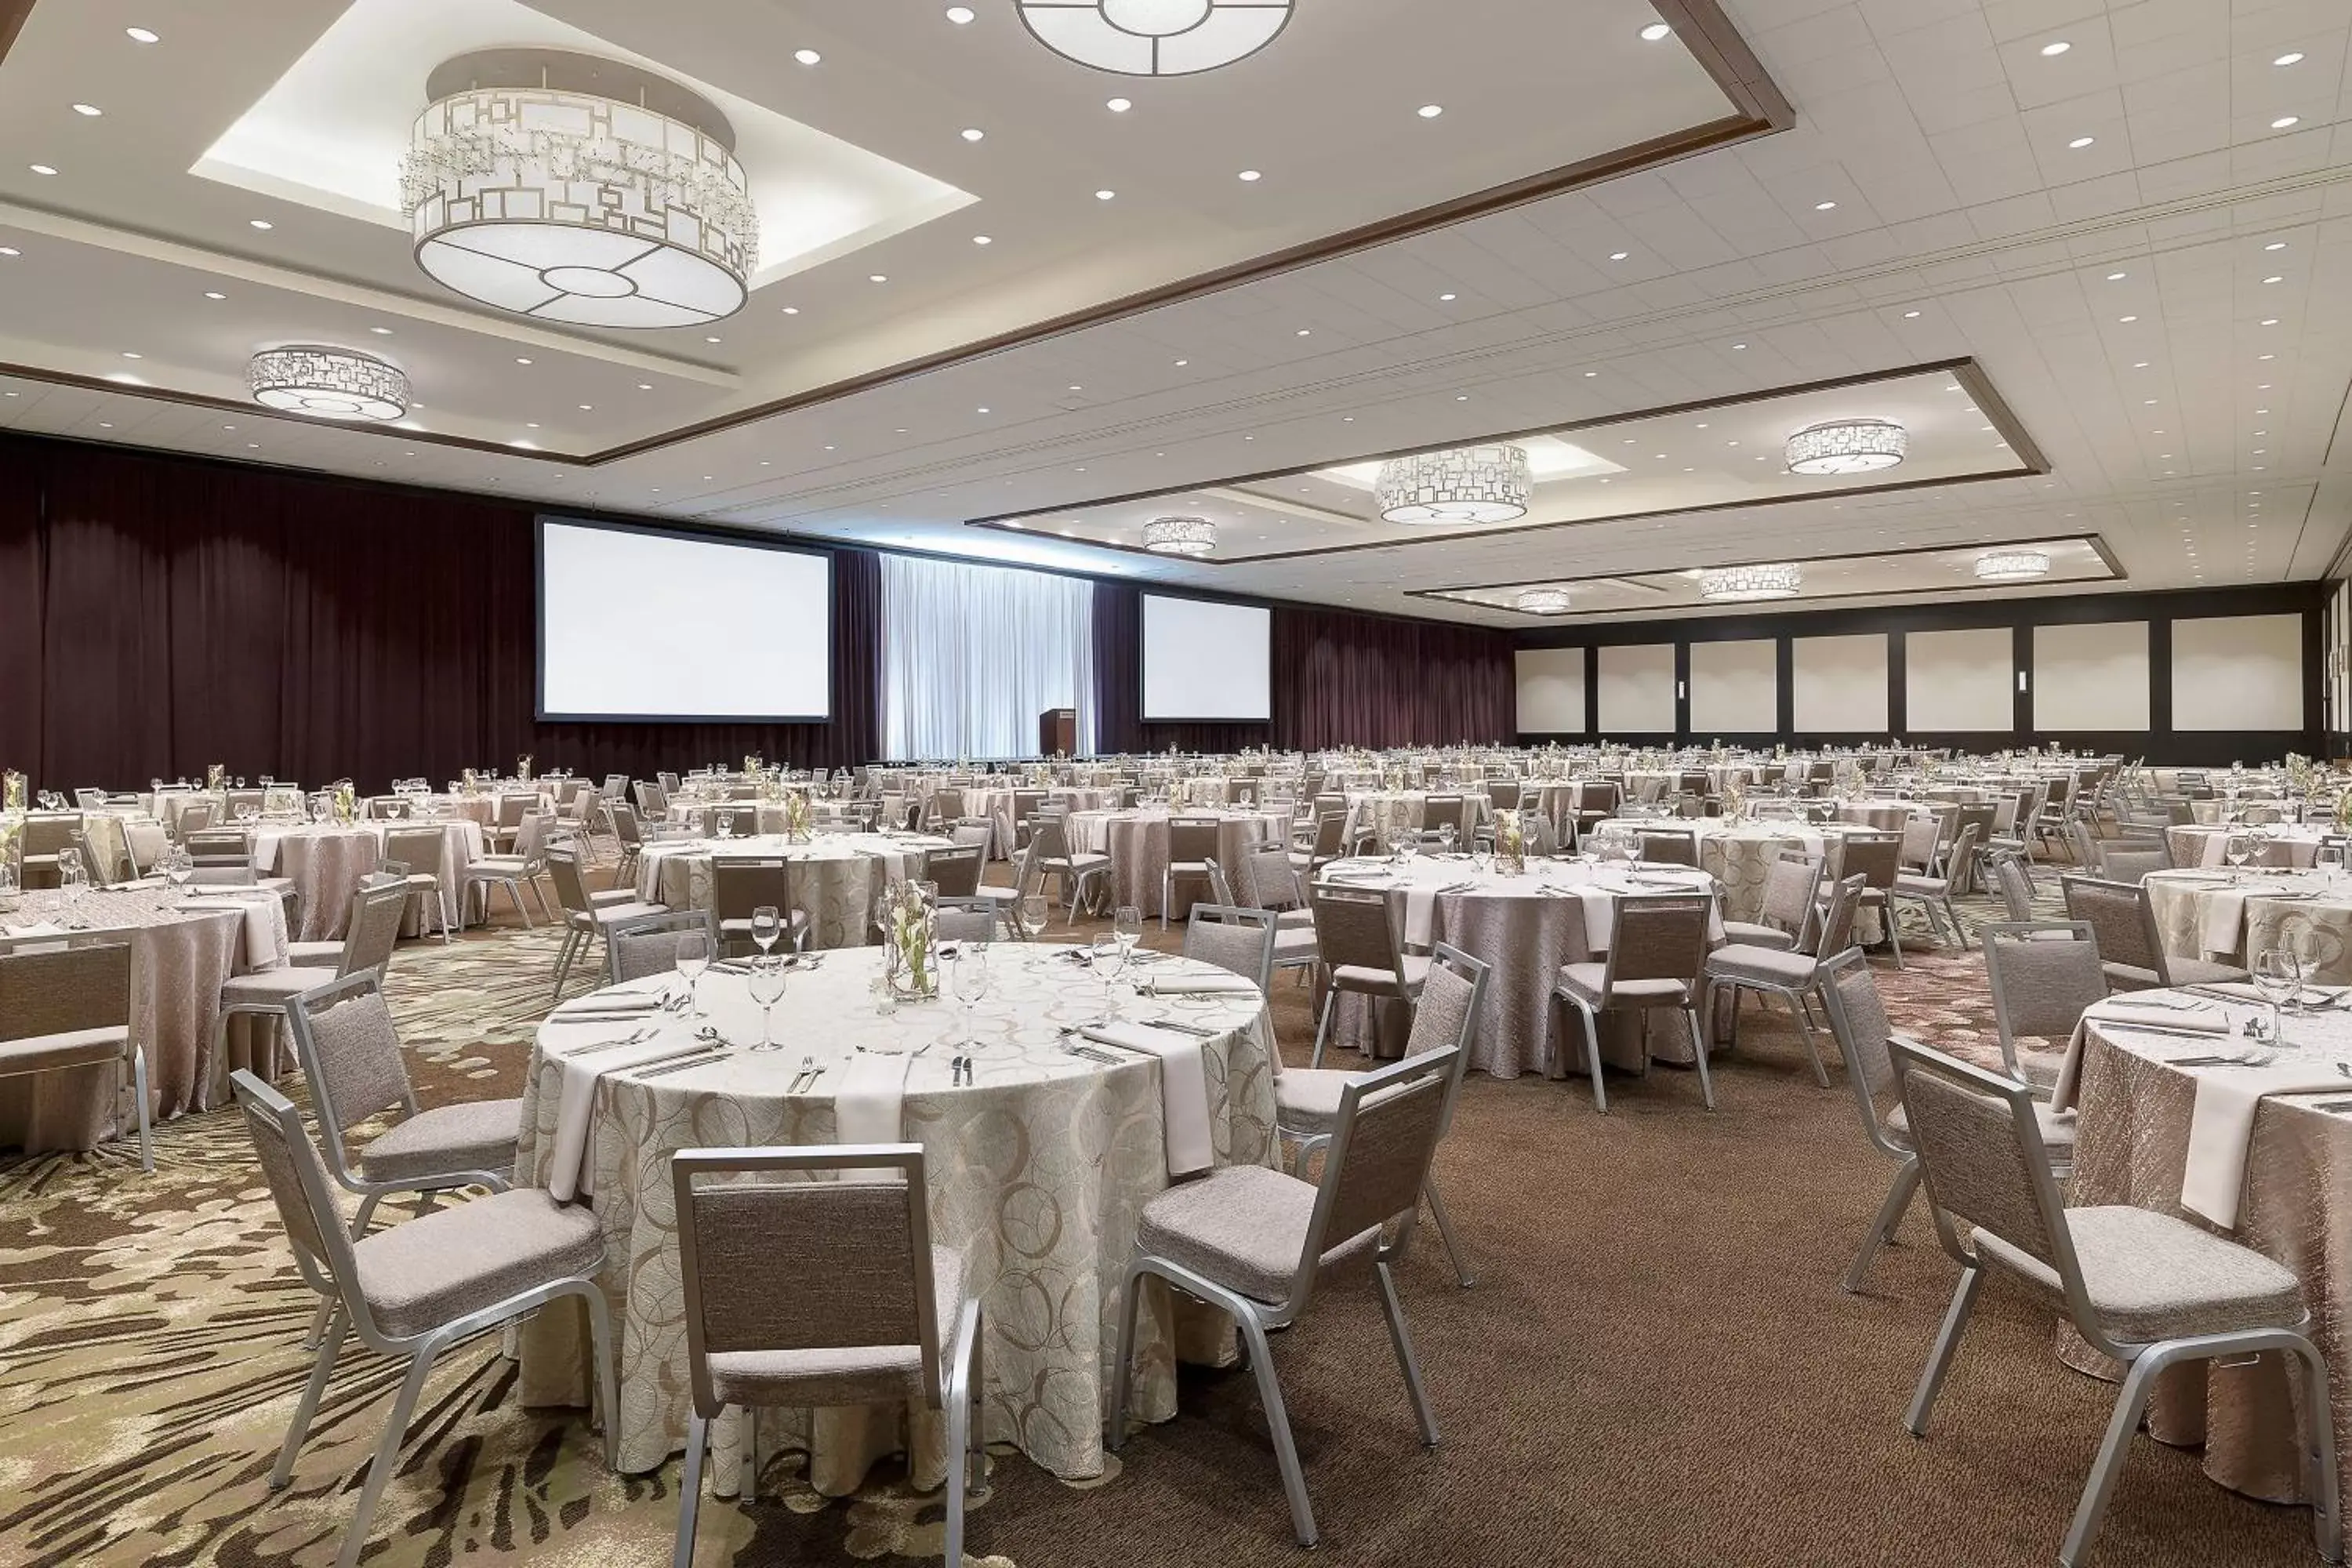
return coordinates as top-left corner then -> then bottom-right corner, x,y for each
2033,621 -> 2148,731
1515,648 -> 1586,732
1596,644 -> 1675,734
539,521 -> 832,720
1142,595 -> 1271,720
1793,633 -> 1890,732
1688,639 -> 1776,736
1906,628 -> 2014,731
2172,615 -> 2303,731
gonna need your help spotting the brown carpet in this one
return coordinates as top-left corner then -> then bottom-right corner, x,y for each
0,873 -> 2325,1568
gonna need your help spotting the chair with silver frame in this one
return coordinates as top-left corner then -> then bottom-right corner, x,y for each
669,1144 -> 985,1568
216,877 -> 410,1075
1553,893 -> 1717,1113
2060,873 -> 2248,993
230,1069 -> 615,1568
605,906 -> 718,987
1178,902 -> 1277,996
1980,919 -> 2109,1093
0,938 -> 147,1172
1306,881 -> 1427,1068
546,840 -> 671,1000
1886,1034 -> 2336,1568
1107,1044 -> 1460,1548
1704,872 -> 1868,1088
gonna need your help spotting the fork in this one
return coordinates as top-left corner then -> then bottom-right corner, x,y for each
788,1054 -> 817,1092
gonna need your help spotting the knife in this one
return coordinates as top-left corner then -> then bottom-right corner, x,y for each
624,1048 -> 725,1080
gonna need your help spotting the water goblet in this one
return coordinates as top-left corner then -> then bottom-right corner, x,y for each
1439,822 -> 1458,856
954,942 -> 992,1051
676,931 -> 712,1019
1020,893 -> 1050,938
2252,947 -> 2301,1045
746,955 -> 788,1052
750,905 -> 782,958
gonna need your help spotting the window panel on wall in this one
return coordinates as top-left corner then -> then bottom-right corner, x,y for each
2171,614 -> 2303,731
1905,627 -> 2014,731
2031,621 -> 2149,731
1792,633 -> 1889,733
1514,647 -> 1586,732
1595,643 -> 1675,735
1686,638 -> 1776,736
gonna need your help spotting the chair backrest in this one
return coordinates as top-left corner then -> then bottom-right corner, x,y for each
176,800 -> 217,834
230,1069 -> 368,1327
66,828 -> 118,888
1635,830 -> 1698,867
670,1144 -> 947,1420
1987,848 -> 2035,921
1181,904 -> 1276,994
1283,1047 -> 1459,1314
1839,833 -> 1901,891
1309,812 -> 1345,858
934,898 -> 998,943
74,787 -> 107,810
1755,853 -> 1821,938
949,822 -> 994,855
1813,872 -> 1868,957
1241,841 -> 1304,911
370,794 -> 414,821
607,908 -> 717,985
1600,895 -> 1711,994
1203,856 -> 1238,906
1308,883 -> 1405,978
1898,813 -> 1940,870
283,972 -> 418,1163
383,825 -> 445,876
2095,844 -> 2168,883
1028,816 -> 1075,864
1403,943 -> 1488,1136
608,800 -> 644,848
1816,948 -> 1903,1156
710,803 -> 762,837
1421,796 -> 1468,837
604,773 -> 629,800
1167,816 -> 1222,865
496,792 -> 533,829
337,880 -> 413,980
1981,920 -> 2107,1080
0,941 -> 130,1046
711,858 -> 792,924
2059,874 -> 2159,974
184,826 -> 253,867
923,843 -> 984,898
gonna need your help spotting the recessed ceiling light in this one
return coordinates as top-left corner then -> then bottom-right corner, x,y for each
976,406 -> 990,413
2118,314 -> 2137,322
1439,292 -> 1457,301
203,290 -> 224,299
1732,342 -> 1747,350
2273,50 -> 2306,66
578,403 -> 593,411
1608,250 -> 1629,261
368,325 -> 393,336
706,335 -> 722,343
960,127 -> 985,142
947,5 -> 975,21
2262,274 -> 2283,284
1069,384 -> 1083,391
2106,270 -> 2126,280
2068,136 -> 2095,149
2259,318 -> 2279,326
1173,358 -> 1188,366
971,234 -> 992,245
1106,97 -> 1132,112
2271,116 -> 2299,129
2258,353 -> 2274,361
794,49 -> 822,65
869,273 -> 888,282
515,356 -> 532,365
120,350 -> 140,359
638,383 -> 652,390
2040,40 -> 2071,56
1094,189 -> 1116,201
2264,241 -> 2287,252
125,27 -> 158,43
70,103 -> 101,117
1295,328 -> 1310,336
0,247 -> 16,257
1584,369 -> 1598,376
1417,104 -> 1443,118
98,422 -> 112,429
781,305 -> 800,314
27,164 -> 56,176
2132,360 -> 2148,368
248,218 -> 272,229
526,422 -> 540,429
1238,169 -> 1261,181
1902,309 -> 1921,318
1813,200 -> 1837,211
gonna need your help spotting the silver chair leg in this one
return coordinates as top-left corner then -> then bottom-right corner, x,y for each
673,1409 -> 707,1568
336,1343 -> 439,1568
2292,1339 -> 2344,1563
2061,1348 -> 2169,1567
1575,1002 -> 1607,1114
1105,1262 -> 1147,1454
1844,1159 -> 1921,1294
580,1283 -> 619,1470
1905,1265 -> 1984,1436
741,1408 -> 758,1501
1375,1260 -> 1439,1450
1787,986 -> 1833,1087
1425,1178 -> 1473,1287
1236,1311 -> 1317,1548
1309,987 -> 1338,1070
270,1303 -> 344,1490
1682,1003 -> 1715,1111
130,1044 -> 151,1173
1886,906 -> 1904,970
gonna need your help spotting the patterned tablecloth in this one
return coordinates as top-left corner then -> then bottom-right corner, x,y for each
2144,869 -> 2352,983
634,833 -> 952,949
1065,808 -> 1290,920
2056,1007 -> 2352,1511
2165,826 -> 2325,870
964,786 -> 1120,858
252,820 -> 486,941
1342,791 -> 1490,851
513,944 -> 1278,1491
0,885 -> 289,1152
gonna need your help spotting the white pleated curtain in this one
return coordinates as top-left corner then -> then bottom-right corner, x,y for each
880,554 -> 1096,760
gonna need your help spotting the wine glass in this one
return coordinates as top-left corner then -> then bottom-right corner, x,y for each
1438,822 -> 1458,857
954,941 -> 992,1051
1113,904 -> 1142,967
750,905 -> 782,958
2224,833 -> 2252,871
2252,947 -> 2301,1045
715,811 -> 735,843
57,848 -> 85,923
746,955 -> 788,1052
1021,893 -> 1049,939
163,844 -> 193,903
1092,931 -> 1126,1022
2318,843 -> 2344,880
676,931 -> 711,1019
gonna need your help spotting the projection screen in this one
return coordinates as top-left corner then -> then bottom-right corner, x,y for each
1141,593 -> 1272,721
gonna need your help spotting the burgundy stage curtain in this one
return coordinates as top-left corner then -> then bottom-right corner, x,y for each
0,434 -> 881,793
1092,580 -> 1513,753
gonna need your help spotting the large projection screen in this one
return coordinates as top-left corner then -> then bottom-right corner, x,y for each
1688,639 -> 1776,735
1515,648 -> 1586,733
2172,614 -> 2303,731
539,519 -> 833,722
1596,644 -> 1675,735
2034,621 -> 2149,731
1142,594 -> 1272,721
1906,628 -> 2015,731
1794,633 -> 1889,733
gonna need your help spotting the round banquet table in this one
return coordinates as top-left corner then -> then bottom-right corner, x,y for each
633,833 -> 953,949
512,942 -> 1278,1491
253,819 -> 485,941
964,785 -> 1120,857
2165,825 -> 2325,871
0,884 -> 291,1152
1313,855 -> 1721,1078
1344,791 -> 1490,851
2144,869 -> 2352,983
1065,808 -> 1291,920
1588,817 -> 1893,925
2056,1009 -> 2352,1510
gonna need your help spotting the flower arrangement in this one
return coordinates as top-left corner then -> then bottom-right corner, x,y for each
884,880 -> 938,1000
333,781 -> 358,826
206,763 -> 226,791
782,789 -> 813,842
2,769 -> 22,812
742,753 -> 762,778
1494,810 -> 1526,876
460,767 -> 478,794
2336,786 -> 2352,835
1721,775 -> 1748,823
517,753 -> 534,782
2285,752 -> 2316,797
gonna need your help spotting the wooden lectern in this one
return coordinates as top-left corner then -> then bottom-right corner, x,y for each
1038,708 -> 1077,757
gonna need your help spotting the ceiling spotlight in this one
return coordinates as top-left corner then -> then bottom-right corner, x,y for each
869,272 -> 888,281
125,27 -> 159,42
1019,0 -> 1292,76
203,290 -> 225,299
1608,250 -> 1629,260
1375,444 -> 1532,524
1784,418 -> 1907,474
248,218 -> 273,229
1974,549 -> 2051,582
2107,270 -> 2126,280
1516,586 -> 1573,615
0,247 -> 16,258
249,346 -> 409,421
1106,96 -> 1132,112
2068,136 -> 2095,148
971,234 -> 992,245
1813,200 -> 1837,210
2274,51 -> 2305,66
27,165 -> 57,176
1439,292 -> 1457,301
2271,115 -> 2299,129
1094,189 -> 1116,200
947,5 -> 976,20
1238,169 -> 1261,181
1639,22 -> 1673,41
2040,40 -> 2071,55
1418,103 -> 1444,118
1142,515 -> 1217,555
960,127 -> 985,142
70,103 -> 101,117
1701,563 -> 1801,601
794,49 -> 822,64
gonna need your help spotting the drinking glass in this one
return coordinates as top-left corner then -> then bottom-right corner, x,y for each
676,931 -> 712,1019
2252,947 -> 2301,1044
2224,833 -> 2252,870
750,905 -> 784,958
1093,932 -> 1127,1022
1113,904 -> 1142,967
1438,822 -> 1458,856
1021,893 -> 1049,938
2320,844 -> 2345,880
746,956 -> 788,1052
953,942 -> 992,1050
716,812 -> 735,842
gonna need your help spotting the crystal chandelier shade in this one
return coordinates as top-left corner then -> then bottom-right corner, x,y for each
1515,587 -> 1573,615
247,347 -> 410,421
1783,419 -> 1908,475
1973,549 -> 2052,582
1142,515 -> 1218,555
1018,0 -> 1293,76
403,53 -> 757,328
1374,443 -> 1534,524
1700,562 -> 1802,601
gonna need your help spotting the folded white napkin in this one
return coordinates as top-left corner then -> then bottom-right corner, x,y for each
2182,1062 -> 2352,1227
1087,1022 -> 1213,1176
2,920 -> 67,942
2091,1000 -> 2232,1035
1138,971 -> 1258,996
2198,887 -> 2254,956
543,1026 -> 695,1201
835,1051 -> 913,1185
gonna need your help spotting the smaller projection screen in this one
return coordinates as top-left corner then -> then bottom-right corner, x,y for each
1142,594 -> 1272,721
1515,647 -> 1586,732
538,518 -> 833,722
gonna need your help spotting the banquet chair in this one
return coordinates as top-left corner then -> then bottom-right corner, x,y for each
2036,775 -> 2078,857
1215,852 -> 1318,985
1029,817 -> 1109,927
546,842 -> 670,1000
216,879 -> 409,1067
924,843 -> 985,898
1109,1046 -> 1458,1548
2060,873 -> 2247,993
368,795 -> 414,821
231,1071 -> 615,1568
633,779 -> 670,819
1890,822 -> 1978,953
1986,848 -> 2038,922
1705,873 -> 1867,1088
0,940 -> 147,1172
66,827 -> 123,888
1635,829 -> 1699,868
670,1144 -> 985,1568
935,898 -> 1000,943
1181,903 -> 1277,996
1011,789 -> 1048,849
708,803 -> 762,839
185,826 -> 255,872
285,872 -> 434,967
1950,804 -> 2000,888
969,844 -> 1034,938
461,811 -> 556,927
73,786 -> 106,810
1163,815 -> 1223,928
1570,781 -> 1622,847
606,908 -> 717,985
710,858 -> 808,957
1419,795 -> 1472,847
658,770 -> 681,794
606,800 -> 652,884
1288,811 -> 1348,874
174,799 -> 218,837
1555,894 -> 1716,1113
1886,1036 -> 2336,1568
1276,944 -> 1486,1286
1981,920 -> 2107,1092
1835,832 -> 1905,966
602,772 -> 629,804
1307,883 -> 1428,1068
382,825 -> 456,944
1719,851 -> 1821,952
488,791 -> 533,854
2092,840 -> 2170,883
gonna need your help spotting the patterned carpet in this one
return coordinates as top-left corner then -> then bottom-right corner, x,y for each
0,871 -> 2325,1567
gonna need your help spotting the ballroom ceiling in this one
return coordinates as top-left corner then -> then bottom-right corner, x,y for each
0,0 -> 2347,626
